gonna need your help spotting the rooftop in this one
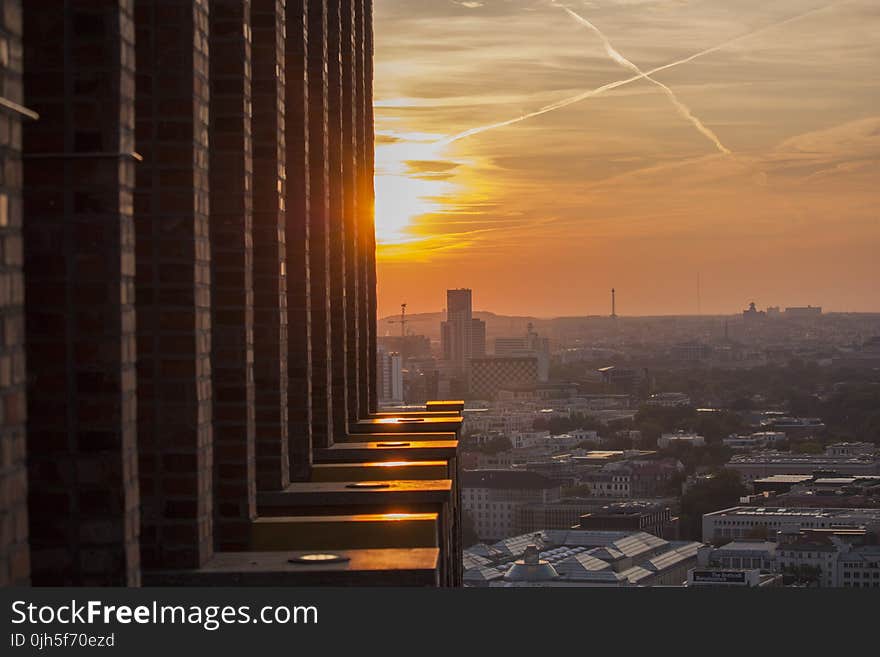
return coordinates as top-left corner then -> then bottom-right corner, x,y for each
706,506 -> 880,520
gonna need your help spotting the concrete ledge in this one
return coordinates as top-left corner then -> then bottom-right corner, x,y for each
143,548 -> 441,586
251,513 -> 440,550
349,416 -> 463,435
426,400 -> 465,413
337,431 -> 458,444
257,479 -> 452,515
310,461 -> 449,482
314,439 -> 458,463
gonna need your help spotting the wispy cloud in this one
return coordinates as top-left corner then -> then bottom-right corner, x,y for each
556,3 -> 731,154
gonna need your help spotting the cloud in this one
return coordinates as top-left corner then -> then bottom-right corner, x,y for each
405,159 -> 463,178
373,0 -> 880,314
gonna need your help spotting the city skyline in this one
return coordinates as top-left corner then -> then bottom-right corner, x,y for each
373,0 -> 879,318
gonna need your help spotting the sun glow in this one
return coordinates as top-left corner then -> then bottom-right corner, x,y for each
374,130 -> 459,248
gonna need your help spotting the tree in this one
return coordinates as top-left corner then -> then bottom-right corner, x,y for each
679,470 -> 747,541
461,510 -> 479,548
792,441 -> 823,455
561,484 -> 592,497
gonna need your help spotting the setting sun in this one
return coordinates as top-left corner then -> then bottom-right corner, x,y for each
374,129 -> 458,247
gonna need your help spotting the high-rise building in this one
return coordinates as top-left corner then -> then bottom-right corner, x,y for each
471,318 -> 487,358
378,348 -> 404,403
441,288 -> 482,370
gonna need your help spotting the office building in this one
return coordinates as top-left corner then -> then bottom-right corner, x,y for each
441,288 -> 478,369
494,323 -> 550,381
468,356 -> 539,400
377,349 -> 403,403
658,431 -> 706,449
726,449 -> 880,482
702,507 -> 880,544
462,470 -> 560,542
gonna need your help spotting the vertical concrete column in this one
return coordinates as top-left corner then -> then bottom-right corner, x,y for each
208,0 -> 255,551
134,0 -> 213,570
251,0 -> 289,490
22,0 -> 140,585
363,0 -> 377,413
0,0 -> 29,587
340,0 -> 359,423
353,0 -> 368,417
325,0 -> 348,439
284,1 -> 312,480
306,0 -> 333,447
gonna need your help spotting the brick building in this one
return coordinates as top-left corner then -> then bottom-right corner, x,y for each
468,356 -> 538,400
0,0 -> 461,588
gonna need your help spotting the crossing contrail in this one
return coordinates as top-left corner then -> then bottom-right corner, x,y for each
438,2 -> 842,146
559,4 -> 731,155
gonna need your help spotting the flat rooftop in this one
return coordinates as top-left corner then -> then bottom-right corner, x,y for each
706,506 -> 880,520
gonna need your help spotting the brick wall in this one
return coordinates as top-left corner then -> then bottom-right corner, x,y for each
134,0 -> 214,571
22,0 -> 140,585
306,0 -> 333,448
208,0 -> 255,552
284,0 -> 313,480
251,0 -> 289,491
363,0 -> 377,414
353,0 -> 369,417
6,0 -> 385,584
326,0 -> 348,439
340,0 -> 360,423
0,0 -> 29,587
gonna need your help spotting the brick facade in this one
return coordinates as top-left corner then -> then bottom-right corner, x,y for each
251,0 -> 289,491
363,0 -> 377,414
353,0 -> 370,416
134,0 -> 214,571
340,0 -> 360,423
284,0 -> 313,480
22,0 -> 140,585
306,0 -> 334,448
208,0 -> 255,552
0,0 -> 29,587
0,0 -> 441,589
326,0 -> 349,440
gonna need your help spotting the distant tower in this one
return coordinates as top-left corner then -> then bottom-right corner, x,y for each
611,288 -> 617,319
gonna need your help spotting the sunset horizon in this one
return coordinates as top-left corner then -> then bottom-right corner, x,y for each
373,0 -> 879,318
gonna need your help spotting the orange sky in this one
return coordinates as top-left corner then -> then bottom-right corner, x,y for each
372,0 -> 879,318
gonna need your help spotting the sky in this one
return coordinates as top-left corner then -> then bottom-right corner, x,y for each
372,0 -> 879,318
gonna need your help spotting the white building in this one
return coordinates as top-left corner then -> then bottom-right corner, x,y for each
726,451 -> 880,482
825,442 -> 876,457
723,432 -> 787,450
462,470 -> 561,541
377,349 -> 403,403
776,536 -> 880,588
581,470 -> 631,498
509,430 -> 550,450
646,392 -> 691,408
702,506 -> 880,544
658,431 -> 706,449
837,545 -> 880,588
697,540 -> 777,571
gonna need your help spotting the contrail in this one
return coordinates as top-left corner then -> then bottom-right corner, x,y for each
438,2 -> 842,146
559,5 -> 731,155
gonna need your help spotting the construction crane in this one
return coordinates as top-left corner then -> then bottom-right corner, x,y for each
387,302 -> 408,337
